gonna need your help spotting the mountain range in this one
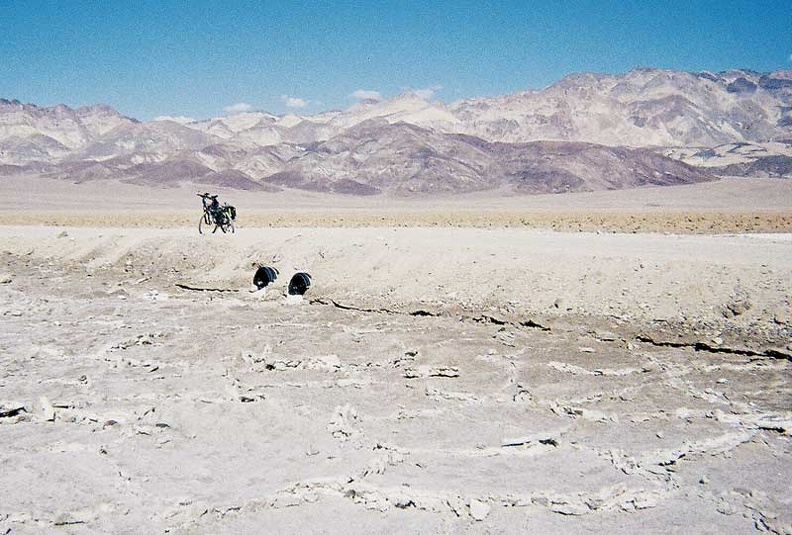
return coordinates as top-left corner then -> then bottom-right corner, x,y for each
1,68 -> 790,195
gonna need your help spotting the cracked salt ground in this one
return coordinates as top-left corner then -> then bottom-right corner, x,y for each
1,243 -> 791,533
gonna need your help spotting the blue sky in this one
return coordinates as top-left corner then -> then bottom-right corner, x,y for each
1,1 -> 790,121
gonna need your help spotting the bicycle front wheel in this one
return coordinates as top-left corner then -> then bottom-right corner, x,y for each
198,215 -> 210,235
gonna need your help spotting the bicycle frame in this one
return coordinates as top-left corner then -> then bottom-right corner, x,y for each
197,192 -> 234,234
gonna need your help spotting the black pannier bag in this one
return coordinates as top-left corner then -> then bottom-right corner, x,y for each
288,272 -> 312,296
253,266 -> 279,289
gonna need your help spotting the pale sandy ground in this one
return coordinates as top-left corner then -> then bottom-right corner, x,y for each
1,177 -> 791,533
3,175 -> 792,212
1,175 -> 791,233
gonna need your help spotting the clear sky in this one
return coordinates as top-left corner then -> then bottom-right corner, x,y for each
1,1 -> 790,121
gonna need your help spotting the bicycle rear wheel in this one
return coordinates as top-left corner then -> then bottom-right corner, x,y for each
217,212 -> 234,234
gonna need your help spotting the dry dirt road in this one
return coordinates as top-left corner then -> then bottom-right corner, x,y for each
1,226 -> 790,533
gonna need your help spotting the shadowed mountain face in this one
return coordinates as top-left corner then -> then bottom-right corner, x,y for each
263,121 -> 712,195
0,68 -> 789,195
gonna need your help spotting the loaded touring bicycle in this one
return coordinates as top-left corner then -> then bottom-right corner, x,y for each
197,192 -> 236,234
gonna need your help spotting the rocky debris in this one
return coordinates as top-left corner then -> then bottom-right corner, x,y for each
269,485 -> 319,509
314,297 -> 551,333
493,327 -> 517,346
111,332 -> 164,350
39,397 -> 56,422
174,283 -> 238,293
723,297 -> 752,318
468,498 -> 491,521
391,350 -> 417,368
512,384 -> 532,402
635,333 -> 792,361
501,435 -> 559,448
424,388 -> 481,404
711,409 -> 791,435
327,404 -> 360,439
592,330 -> 619,342
360,443 -> 407,477
548,361 -> 644,377
251,353 -> 342,371
550,403 -> 617,423
403,366 -> 460,379
239,394 -> 265,403
0,405 -> 26,420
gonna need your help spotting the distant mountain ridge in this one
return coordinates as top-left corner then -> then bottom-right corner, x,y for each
0,98 -> 135,156
1,68 -> 790,195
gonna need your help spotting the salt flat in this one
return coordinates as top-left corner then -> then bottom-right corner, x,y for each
1,222 -> 790,533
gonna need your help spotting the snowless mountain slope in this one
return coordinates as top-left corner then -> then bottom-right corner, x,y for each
445,69 -> 792,146
663,141 -> 792,178
77,121 -> 218,162
264,120 -> 714,195
0,99 -> 135,152
1,68 -> 789,193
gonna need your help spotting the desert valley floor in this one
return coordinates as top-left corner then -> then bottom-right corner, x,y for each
1,177 -> 791,533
